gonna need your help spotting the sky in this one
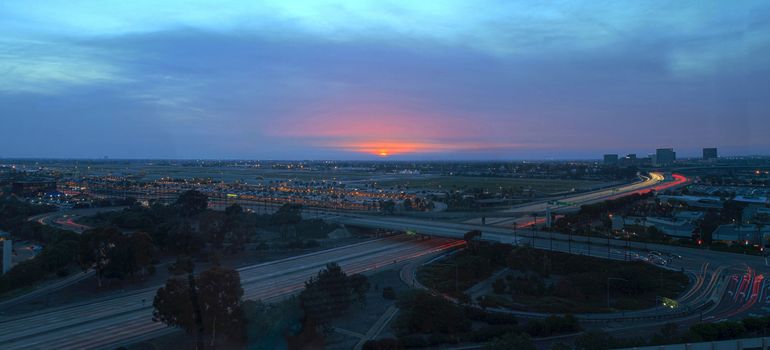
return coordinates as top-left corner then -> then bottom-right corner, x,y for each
1,0 -> 769,160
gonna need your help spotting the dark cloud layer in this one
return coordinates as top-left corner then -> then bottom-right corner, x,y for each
2,2 -> 770,159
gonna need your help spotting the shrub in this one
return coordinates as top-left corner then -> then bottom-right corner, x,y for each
394,291 -> 471,335
398,335 -> 428,348
467,325 -> 518,342
363,338 -> 403,350
382,287 -> 397,300
483,311 -> 519,325
492,278 -> 506,294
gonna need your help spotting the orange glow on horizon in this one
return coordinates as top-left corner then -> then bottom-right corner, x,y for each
331,140 -> 519,157
270,101 -> 524,156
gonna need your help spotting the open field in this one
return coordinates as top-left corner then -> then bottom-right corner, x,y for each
374,176 -> 609,194
32,161 -> 379,183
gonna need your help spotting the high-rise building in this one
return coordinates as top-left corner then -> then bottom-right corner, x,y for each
654,148 -> 676,166
703,148 -> 718,160
620,154 -> 637,166
603,154 -> 619,166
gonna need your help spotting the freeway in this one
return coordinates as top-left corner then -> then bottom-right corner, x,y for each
0,235 -> 462,349
465,172 -> 688,227
328,214 -> 769,322
8,172 -> 760,348
27,207 -> 126,233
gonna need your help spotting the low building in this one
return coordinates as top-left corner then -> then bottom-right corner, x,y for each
733,195 -> 769,205
712,224 -> 770,244
673,211 -> 705,221
657,195 -> 723,209
644,217 -> 696,238
616,216 -> 696,238
11,181 -> 57,197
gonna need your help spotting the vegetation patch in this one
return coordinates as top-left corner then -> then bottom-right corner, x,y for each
418,240 -> 688,314
483,246 -> 689,313
385,290 -> 577,349
416,242 -> 510,299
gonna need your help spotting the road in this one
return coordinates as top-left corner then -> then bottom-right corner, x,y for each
465,172 -> 688,227
8,171 -> 761,348
328,214 -> 769,323
0,235 -> 462,349
27,207 -> 126,233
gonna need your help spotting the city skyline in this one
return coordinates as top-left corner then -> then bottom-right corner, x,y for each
2,1 -> 770,160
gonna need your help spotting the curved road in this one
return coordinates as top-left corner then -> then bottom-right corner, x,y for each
466,172 -> 687,227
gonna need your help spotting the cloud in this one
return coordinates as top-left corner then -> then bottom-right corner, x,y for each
1,1 -> 770,158
0,39 -> 129,94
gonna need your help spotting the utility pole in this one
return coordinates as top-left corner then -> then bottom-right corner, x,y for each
586,234 -> 590,256
608,214 -> 613,258
550,230 -> 553,252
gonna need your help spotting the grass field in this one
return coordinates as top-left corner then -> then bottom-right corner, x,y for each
375,176 -> 607,194
418,245 -> 689,314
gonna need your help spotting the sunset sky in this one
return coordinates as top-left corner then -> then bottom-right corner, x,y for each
2,1 -> 769,159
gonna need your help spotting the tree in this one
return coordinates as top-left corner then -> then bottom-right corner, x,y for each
200,211 -> 226,249
167,220 -> 204,255
224,205 -> 250,252
272,204 -> 302,226
393,290 -> 470,335
698,210 -> 720,244
492,278 -> 506,294
299,263 -> 369,326
575,331 -> 614,350
125,232 -> 155,278
176,190 -> 209,217
720,200 -> 745,225
197,267 -> 246,346
78,227 -> 123,287
380,200 -> 396,214
486,332 -> 535,350
242,299 -> 302,350
464,230 -> 482,253
363,338 -> 403,350
153,266 -> 246,349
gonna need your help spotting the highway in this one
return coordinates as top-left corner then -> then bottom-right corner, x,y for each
328,214 -> 770,323
7,171 -> 764,348
465,172 -> 688,227
27,207 -> 126,234
0,235 -> 462,349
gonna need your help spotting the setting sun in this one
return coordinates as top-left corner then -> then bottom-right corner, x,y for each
378,151 -> 389,157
